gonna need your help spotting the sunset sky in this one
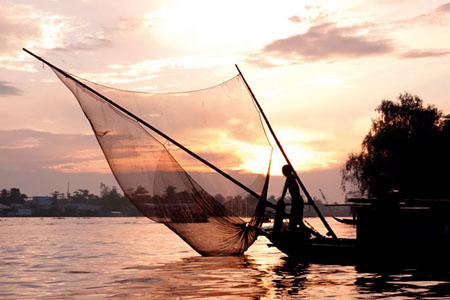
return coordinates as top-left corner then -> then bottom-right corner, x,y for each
1,0 -> 450,201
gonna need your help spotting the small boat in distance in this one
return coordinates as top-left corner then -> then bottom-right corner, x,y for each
333,216 -> 357,225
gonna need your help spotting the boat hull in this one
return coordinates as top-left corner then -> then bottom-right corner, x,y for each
333,216 -> 357,225
259,228 -> 450,268
260,228 -> 358,264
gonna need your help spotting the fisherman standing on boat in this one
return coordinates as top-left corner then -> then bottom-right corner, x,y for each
280,164 -> 305,230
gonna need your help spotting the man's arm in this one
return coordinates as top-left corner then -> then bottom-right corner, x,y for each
265,180 -> 289,210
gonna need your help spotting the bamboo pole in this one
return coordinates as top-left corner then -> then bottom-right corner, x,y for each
235,64 -> 337,239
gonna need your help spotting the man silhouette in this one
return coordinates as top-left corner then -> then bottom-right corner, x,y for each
280,164 -> 305,230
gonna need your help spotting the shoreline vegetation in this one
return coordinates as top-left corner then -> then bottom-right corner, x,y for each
0,185 -> 351,218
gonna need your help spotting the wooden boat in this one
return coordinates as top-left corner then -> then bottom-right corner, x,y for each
260,199 -> 450,267
333,216 -> 357,225
259,227 -> 358,264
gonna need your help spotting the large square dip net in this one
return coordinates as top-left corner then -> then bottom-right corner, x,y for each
52,67 -> 275,256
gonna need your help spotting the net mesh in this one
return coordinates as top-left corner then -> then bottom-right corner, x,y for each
53,68 -> 274,256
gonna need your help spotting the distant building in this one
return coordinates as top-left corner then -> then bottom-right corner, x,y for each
32,196 -> 52,206
16,207 -> 33,216
32,196 -> 53,215
64,203 -> 102,216
8,203 -> 33,216
0,203 -> 11,216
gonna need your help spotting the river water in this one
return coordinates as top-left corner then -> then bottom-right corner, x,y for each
1,217 -> 449,299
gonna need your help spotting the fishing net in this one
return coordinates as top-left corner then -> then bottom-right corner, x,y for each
52,68 -> 274,256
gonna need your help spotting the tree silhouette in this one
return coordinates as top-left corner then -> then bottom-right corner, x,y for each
342,93 -> 450,199
71,189 -> 98,203
0,188 -> 27,205
100,183 -> 128,211
50,190 -> 64,216
164,185 -> 176,199
0,189 -> 8,205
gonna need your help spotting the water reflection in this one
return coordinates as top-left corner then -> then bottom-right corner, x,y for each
113,253 -> 358,300
1,217 -> 450,299
112,256 -> 268,300
355,268 -> 450,299
269,260 -> 309,298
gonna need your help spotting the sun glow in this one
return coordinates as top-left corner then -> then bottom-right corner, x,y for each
180,126 -> 339,175
242,144 -> 339,176
143,0 -> 316,54
246,127 -> 340,175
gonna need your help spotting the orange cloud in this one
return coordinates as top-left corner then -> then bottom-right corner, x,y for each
48,160 -> 110,173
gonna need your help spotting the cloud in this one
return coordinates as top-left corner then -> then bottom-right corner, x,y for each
249,2 -> 450,68
76,54 -> 238,85
48,160 -> 110,173
0,129 -> 108,173
0,4 -> 114,72
249,22 -> 394,67
288,16 -> 302,23
0,5 -> 67,70
436,2 -> 450,13
404,1 -> 450,25
436,2 -> 450,12
0,10 -> 40,55
0,81 -> 22,96
264,22 -> 393,58
51,36 -> 114,52
0,5 -> 48,71
111,16 -> 152,32
399,49 -> 450,59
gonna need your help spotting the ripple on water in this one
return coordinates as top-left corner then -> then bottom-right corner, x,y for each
66,270 -> 92,274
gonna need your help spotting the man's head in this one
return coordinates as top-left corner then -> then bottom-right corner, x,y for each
282,164 -> 293,177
